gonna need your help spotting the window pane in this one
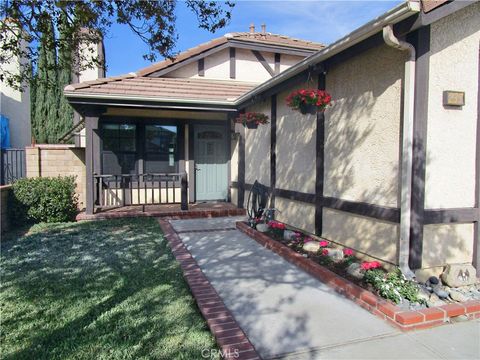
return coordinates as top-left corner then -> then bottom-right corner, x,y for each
146,125 -> 177,153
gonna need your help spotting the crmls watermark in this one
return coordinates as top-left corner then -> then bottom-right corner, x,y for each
201,348 -> 239,359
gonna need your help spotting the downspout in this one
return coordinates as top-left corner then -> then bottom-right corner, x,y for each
383,25 -> 416,279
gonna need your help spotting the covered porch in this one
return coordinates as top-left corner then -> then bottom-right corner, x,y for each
64,77 -> 255,215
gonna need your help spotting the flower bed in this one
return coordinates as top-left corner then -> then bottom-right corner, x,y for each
237,221 -> 480,331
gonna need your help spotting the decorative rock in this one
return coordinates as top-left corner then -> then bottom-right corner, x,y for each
449,289 -> 469,302
326,249 -> 344,261
256,223 -> 269,232
417,288 -> 431,302
433,286 -> 449,299
428,276 -> 439,285
283,230 -> 296,240
346,263 -> 364,280
303,241 -> 320,253
441,264 -> 478,288
427,299 -> 446,308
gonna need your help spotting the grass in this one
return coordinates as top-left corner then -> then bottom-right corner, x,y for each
0,218 -> 218,360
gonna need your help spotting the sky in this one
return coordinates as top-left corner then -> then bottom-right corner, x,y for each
104,0 -> 402,77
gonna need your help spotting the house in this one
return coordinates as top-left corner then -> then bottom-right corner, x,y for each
64,0 -> 479,279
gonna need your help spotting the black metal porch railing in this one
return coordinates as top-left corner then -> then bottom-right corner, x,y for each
93,172 -> 188,211
0,148 -> 26,185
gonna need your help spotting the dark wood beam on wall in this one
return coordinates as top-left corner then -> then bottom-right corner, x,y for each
237,124 -> 246,208
270,95 -> 277,208
198,58 -> 205,77
188,124 -> 195,203
315,71 -> 326,236
85,116 -> 99,215
274,53 -> 281,75
408,25 -> 431,270
230,47 -> 236,79
252,50 -> 275,77
474,43 -> 480,276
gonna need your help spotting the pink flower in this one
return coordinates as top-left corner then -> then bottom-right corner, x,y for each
321,249 -> 329,256
268,221 -> 286,230
319,240 -> 329,247
303,237 -> 312,243
294,232 -> 302,238
360,261 -> 382,270
343,248 -> 354,256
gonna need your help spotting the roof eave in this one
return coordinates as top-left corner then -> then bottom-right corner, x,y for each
234,0 -> 421,107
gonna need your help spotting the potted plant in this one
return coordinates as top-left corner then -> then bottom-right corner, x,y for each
286,89 -> 332,115
235,112 -> 269,129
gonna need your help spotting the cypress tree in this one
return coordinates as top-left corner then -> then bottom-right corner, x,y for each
56,12 -> 74,143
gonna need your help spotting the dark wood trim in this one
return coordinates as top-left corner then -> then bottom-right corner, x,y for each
85,116 -> 99,215
424,208 -> 480,225
274,188 -> 316,204
228,40 -> 316,57
474,42 -> 480,275
230,47 -> 236,79
270,95 -> 277,208
323,197 -> 400,223
274,53 -> 281,75
188,124 -> 195,203
315,71 -> 326,235
251,50 -> 275,77
147,43 -> 230,77
408,25 -> 431,270
237,125 -> 246,208
198,58 -> 205,77
226,117 -> 232,202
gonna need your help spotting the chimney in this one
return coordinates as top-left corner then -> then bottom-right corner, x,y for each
249,23 -> 255,34
261,23 -> 266,34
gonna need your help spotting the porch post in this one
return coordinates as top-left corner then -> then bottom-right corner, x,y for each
85,116 -> 99,215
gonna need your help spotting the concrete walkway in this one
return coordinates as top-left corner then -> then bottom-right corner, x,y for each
170,217 -> 480,360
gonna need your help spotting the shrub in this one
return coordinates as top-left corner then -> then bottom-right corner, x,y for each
364,268 -> 421,304
10,176 -> 78,224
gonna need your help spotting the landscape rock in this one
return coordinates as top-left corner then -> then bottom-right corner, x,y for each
428,276 -> 439,285
427,299 -> 446,308
326,249 -> 344,261
417,288 -> 431,302
433,286 -> 449,299
283,230 -> 296,240
303,241 -> 320,253
347,263 -> 364,280
441,264 -> 478,288
449,289 -> 469,302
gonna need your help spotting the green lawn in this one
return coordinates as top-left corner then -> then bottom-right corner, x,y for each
0,218 -> 218,360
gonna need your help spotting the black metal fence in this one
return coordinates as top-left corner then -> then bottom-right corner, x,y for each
0,148 -> 26,185
93,172 -> 188,211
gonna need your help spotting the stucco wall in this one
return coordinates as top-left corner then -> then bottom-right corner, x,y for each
425,2 -> 480,209
26,146 -> 86,209
245,99 -> 271,187
324,43 -> 404,208
322,208 -> 399,264
422,223 -> 475,268
0,30 -> 31,149
165,47 -> 304,83
276,80 -> 318,194
276,197 -> 316,234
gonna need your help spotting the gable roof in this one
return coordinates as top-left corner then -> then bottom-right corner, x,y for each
65,76 -> 257,104
136,32 -> 324,77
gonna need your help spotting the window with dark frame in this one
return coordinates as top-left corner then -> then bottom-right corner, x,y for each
101,122 -> 178,176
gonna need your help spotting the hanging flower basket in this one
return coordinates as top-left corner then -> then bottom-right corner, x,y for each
234,112 -> 269,129
286,89 -> 332,115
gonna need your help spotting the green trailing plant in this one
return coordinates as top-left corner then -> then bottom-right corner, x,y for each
364,268 -> 422,304
9,176 -> 78,224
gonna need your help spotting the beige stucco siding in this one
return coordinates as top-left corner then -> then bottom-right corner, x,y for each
245,99 -> 271,187
280,54 -> 306,73
322,208 -> 399,264
276,197 -> 316,234
164,61 -> 198,78
425,2 -> 480,209
325,43 -> 404,208
276,80 -> 318,194
422,223 -> 475,268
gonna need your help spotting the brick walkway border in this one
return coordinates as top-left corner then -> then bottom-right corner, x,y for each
158,219 -> 261,360
236,221 -> 480,331
78,208 -> 245,221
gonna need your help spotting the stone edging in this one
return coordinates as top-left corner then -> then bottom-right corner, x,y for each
158,219 -> 261,360
77,208 -> 245,221
236,221 -> 480,331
